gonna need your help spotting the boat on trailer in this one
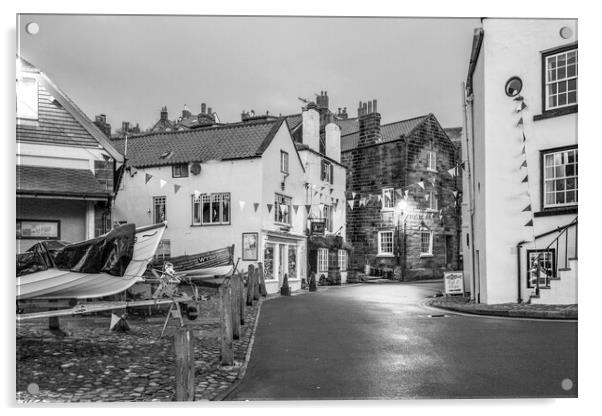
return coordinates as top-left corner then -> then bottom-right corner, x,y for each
151,245 -> 235,279
16,222 -> 167,300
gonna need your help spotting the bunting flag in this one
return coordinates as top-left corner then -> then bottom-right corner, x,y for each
452,191 -> 458,198
239,200 -> 246,211
347,200 -> 354,210
305,204 -> 312,214
522,204 -> 532,212
254,203 -> 260,212
516,117 -> 523,127
417,181 -> 425,189
524,219 -> 533,227
330,188 -> 334,194
159,179 -> 167,188
430,178 -> 437,187
174,184 -> 181,194
523,132 -> 526,142
520,101 -> 527,111
193,190 -> 201,199
377,195 -> 382,203
267,204 -> 273,213
521,145 -> 526,154
520,160 -> 528,168
515,102 -> 523,113
314,191 -> 318,197
395,189 -> 403,199
102,153 -> 111,162
360,197 -> 366,207
321,186 -> 325,191
404,190 -> 409,200
293,205 -> 299,214
145,173 -> 152,184
447,167 -> 456,177
425,194 -> 430,201
352,192 -> 357,199
513,95 -> 524,102
521,175 -> 529,183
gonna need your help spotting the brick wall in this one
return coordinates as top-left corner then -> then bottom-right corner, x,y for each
342,114 -> 461,280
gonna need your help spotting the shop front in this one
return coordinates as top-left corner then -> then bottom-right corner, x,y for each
261,230 -> 307,294
307,233 -> 352,285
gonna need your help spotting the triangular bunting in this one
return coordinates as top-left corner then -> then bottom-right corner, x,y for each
293,205 -> 299,214
395,189 -> 403,199
159,179 -> 167,188
521,175 -> 529,183
321,186 -> 325,191
520,160 -> 528,168
102,153 -> 111,162
522,204 -> 532,212
521,101 -> 527,111
425,194 -> 430,201
174,184 -> 181,194
452,191 -> 458,198
352,192 -> 357,199
193,190 -> 201,198
254,203 -> 260,212
516,117 -> 523,127
522,132 -> 526,142
145,173 -> 152,184
513,95 -> 524,102
430,178 -> 437,186
521,146 -> 526,154
404,190 -> 409,200
347,200 -> 354,210
524,219 -> 533,227
305,204 -> 312,214
239,200 -> 246,211
267,204 -> 273,213
330,188 -> 334,194
448,167 -> 456,177
314,191 -> 318,197
417,181 -> 425,189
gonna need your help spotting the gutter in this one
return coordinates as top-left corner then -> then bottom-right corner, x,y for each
516,240 -> 528,303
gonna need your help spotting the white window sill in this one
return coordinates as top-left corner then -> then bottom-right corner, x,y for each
426,168 -> 437,173
420,254 -> 433,258
376,253 -> 395,258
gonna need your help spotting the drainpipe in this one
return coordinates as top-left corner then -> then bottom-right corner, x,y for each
516,240 -> 527,303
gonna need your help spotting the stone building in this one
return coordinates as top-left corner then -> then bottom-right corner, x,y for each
341,101 -> 461,280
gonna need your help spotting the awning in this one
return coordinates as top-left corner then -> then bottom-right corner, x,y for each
308,235 -> 353,251
17,165 -> 111,200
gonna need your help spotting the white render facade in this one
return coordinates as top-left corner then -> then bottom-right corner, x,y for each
462,19 -> 578,305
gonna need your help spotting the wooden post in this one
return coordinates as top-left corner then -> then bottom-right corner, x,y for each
246,264 -> 255,306
231,276 -> 241,340
253,267 -> 260,301
219,279 -> 234,366
174,326 -> 195,401
257,262 -> 268,296
309,272 -> 317,292
238,270 -> 246,325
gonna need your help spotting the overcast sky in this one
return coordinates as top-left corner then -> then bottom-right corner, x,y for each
17,15 -> 480,131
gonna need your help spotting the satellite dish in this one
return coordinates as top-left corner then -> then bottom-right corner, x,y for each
190,162 -> 201,175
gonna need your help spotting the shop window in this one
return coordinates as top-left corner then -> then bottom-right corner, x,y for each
264,243 -> 275,280
288,246 -> 297,279
318,248 -> 329,274
338,249 -> 348,271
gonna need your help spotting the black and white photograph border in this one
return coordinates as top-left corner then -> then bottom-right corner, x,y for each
2,0 -> 600,414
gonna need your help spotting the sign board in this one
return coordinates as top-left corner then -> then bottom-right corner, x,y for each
444,271 -> 464,295
310,220 -> 325,236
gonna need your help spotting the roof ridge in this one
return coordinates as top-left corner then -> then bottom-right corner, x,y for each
340,113 -> 430,137
112,118 -> 279,142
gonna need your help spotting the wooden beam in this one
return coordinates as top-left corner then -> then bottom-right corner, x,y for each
219,279 -> 234,366
174,326 -> 195,401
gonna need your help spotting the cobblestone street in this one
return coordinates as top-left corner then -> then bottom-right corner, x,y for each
16,289 -> 261,402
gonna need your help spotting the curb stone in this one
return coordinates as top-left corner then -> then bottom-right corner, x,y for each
426,298 -> 577,320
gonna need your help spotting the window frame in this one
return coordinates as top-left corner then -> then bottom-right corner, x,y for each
428,190 -> 438,211
338,249 -> 348,272
317,248 -> 329,274
197,192 -> 231,226
321,159 -> 333,184
322,204 -> 333,232
526,248 -> 556,288
280,151 -> 289,174
16,76 -> 39,121
420,231 -> 433,257
172,163 -> 189,178
426,150 -> 437,172
381,188 -> 395,211
377,230 -> 394,256
274,193 -> 292,226
542,44 -> 577,113
537,43 -> 578,120
539,145 -> 578,211
153,196 -> 167,224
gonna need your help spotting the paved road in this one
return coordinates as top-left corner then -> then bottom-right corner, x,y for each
226,282 -> 577,400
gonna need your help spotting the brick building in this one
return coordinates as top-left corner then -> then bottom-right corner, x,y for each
341,100 -> 461,280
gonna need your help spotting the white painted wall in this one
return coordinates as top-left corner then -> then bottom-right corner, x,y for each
17,142 -> 110,172
469,19 -> 578,304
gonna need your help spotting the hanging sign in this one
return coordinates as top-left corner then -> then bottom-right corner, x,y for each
310,220 -> 326,236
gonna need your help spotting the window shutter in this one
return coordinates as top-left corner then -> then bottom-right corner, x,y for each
329,164 -> 334,184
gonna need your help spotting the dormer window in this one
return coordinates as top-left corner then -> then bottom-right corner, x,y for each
172,163 -> 188,178
17,77 -> 38,120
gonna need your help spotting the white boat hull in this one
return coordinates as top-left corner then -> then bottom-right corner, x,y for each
181,265 -> 234,279
16,223 -> 166,300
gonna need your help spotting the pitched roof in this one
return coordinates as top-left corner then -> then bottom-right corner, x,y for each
340,114 -> 431,152
17,165 -> 110,198
112,119 -> 286,168
284,114 -> 303,131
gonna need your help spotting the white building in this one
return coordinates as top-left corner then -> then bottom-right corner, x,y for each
462,19 -> 578,304
16,57 -> 123,253
113,109 -> 348,293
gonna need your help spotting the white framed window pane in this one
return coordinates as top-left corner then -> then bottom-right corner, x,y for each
17,77 -> 38,119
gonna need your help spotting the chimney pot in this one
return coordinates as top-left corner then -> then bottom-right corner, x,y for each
208,107 -> 212,115
201,103 -> 206,114
373,99 -> 378,113
368,101 -> 373,114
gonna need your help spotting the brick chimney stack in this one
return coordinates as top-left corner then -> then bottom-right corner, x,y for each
336,107 -> 348,120
182,104 -> 192,119
94,114 -> 111,137
122,121 -> 130,133
357,99 -> 381,147
160,106 -> 168,121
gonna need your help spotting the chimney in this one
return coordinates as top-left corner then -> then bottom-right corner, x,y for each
357,98 -> 381,147
93,114 -> 111,137
201,103 -> 206,114
337,107 -> 348,120
182,104 -> 192,119
302,103 -> 320,151
316,91 -> 329,109
325,122 -> 341,163
160,106 -> 168,121
122,121 -> 130,133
